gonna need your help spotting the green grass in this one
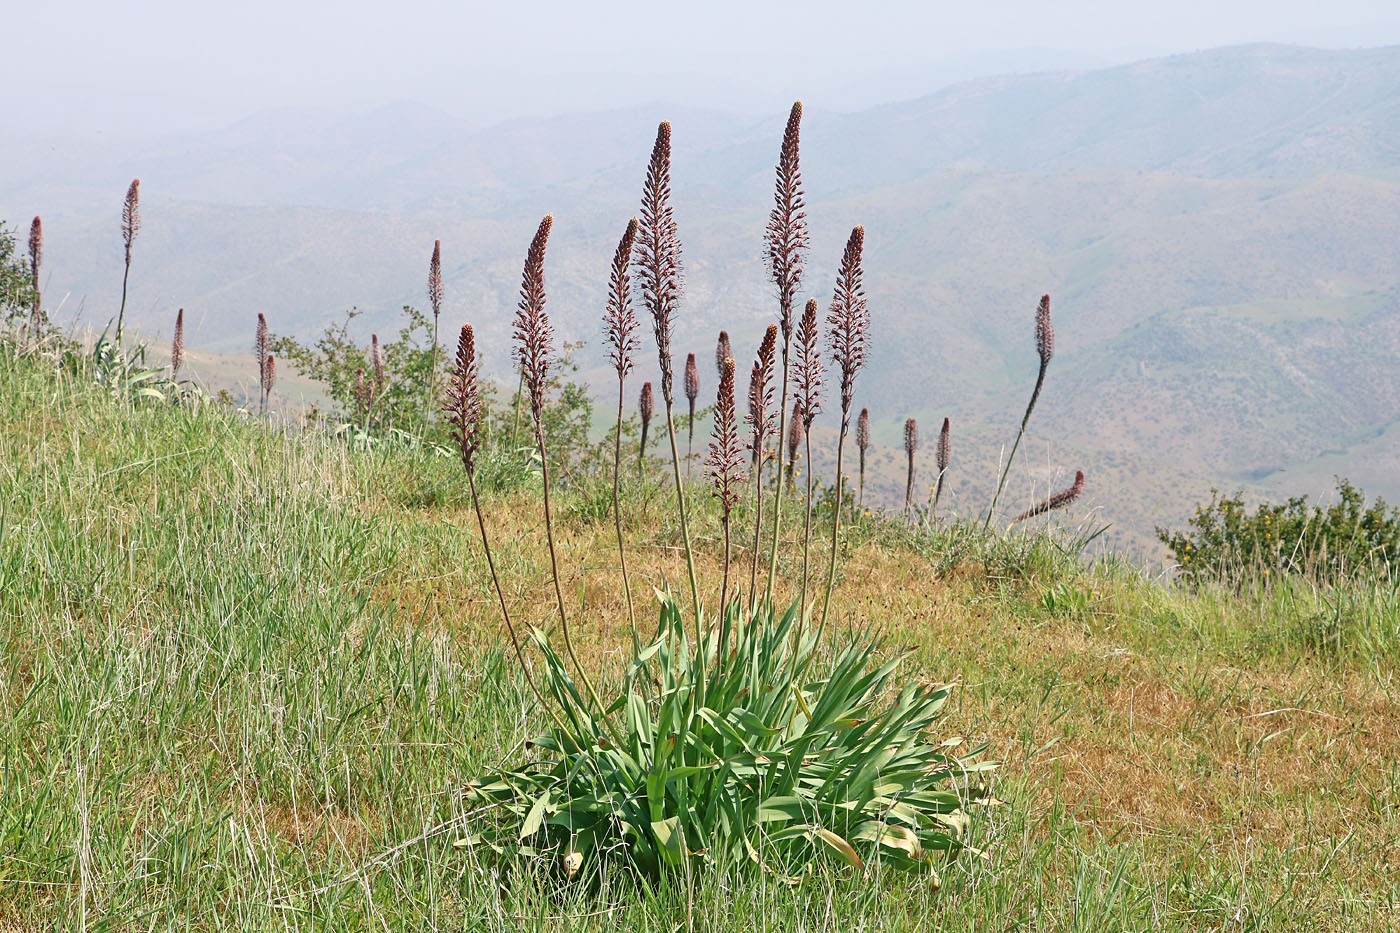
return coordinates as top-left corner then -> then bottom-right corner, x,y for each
0,349 -> 1397,930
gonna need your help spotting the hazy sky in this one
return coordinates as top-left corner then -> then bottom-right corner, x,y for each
14,0 -> 1400,134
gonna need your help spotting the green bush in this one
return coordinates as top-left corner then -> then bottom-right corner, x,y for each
0,221 -> 37,328
1157,477 -> 1400,583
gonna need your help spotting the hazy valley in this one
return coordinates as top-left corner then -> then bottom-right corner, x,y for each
6,42 -> 1400,556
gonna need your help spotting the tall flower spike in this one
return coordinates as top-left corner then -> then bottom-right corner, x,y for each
707,356 -> 745,615
121,179 -> 141,260
605,217 -> 640,379
1025,294 -> 1054,430
856,406 -> 870,509
685,352 -> 700,453
117,180 -> 140,343
370,333 -> 385,400
684,353 -> 699,414
707,358 -> 745,511
988,293 -> 1056,528
904,418 -> 919,516
443,323 -> 484,472
27,217 -> 42,340
746,324 -> 779,613
934,417 -> 951,510
716,330 -> 732,381
766,101 -> 808,343
636,121 -> 682,405
353,368 -> 369,420
795,297 -> 823,429
639,381 -> 654,457
255,313 -> 269,392
1014,470 -> 1085,523
428,240 -> 443,319
826,226 -> 868,422
786,403 -> 803,488
747,324 -> 779,459
27,216 -> 41,289
513,215 -> 555,420
171,308 -> 185,378
264,354 -> 276,413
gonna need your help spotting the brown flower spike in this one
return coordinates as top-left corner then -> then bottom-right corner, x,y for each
708,356 -> 745,613
171,308 -> 185,378
766,101 -> 808,344
794,297 -> 823,429
639,381 -> 654,462
1014,470 -> 1085,523
747,324 -> 779,460
827,226 -> 868,423
716,330 -> 732,381
605,218 -> 641,380
685,351 -> 700,452
934,417 -> 951,510
512,215 -> 555,421
443,323 -> 483,473
904,418 -> 919,516
708,357 -> 745,512
636,122 -> 682,405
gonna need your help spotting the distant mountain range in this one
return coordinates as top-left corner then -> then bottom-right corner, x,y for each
4,43 -> 1399,557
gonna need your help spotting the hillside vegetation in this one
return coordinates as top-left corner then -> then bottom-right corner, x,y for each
1,345 -> 1397,929
8,44 -> 1400,553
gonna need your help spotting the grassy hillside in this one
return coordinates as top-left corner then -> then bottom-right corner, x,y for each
1,349 -> 1396,930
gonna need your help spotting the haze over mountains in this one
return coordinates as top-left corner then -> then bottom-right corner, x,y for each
4,43 -> 1399,556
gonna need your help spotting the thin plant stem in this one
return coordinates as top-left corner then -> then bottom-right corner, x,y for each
766,361 -> 790,605
801,430 -> 814,609
534,418 -> 616,741
748,455 -> 766,617
466,468 -> 560,729
662,403 -> 702,643
819,431 -> 848,630
612,376 -> 638,651
509,369 -> 524,450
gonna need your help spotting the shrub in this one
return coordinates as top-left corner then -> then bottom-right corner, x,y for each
0,221 -> 37,327
1157,477 -> 1400,583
